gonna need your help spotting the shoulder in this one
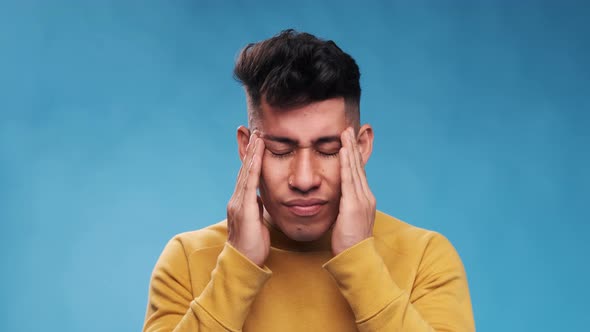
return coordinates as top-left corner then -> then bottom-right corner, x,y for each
373,210 -> 458,258
153,221 -> 228,274
170,220 -> 228,253
373,210 -> 466,283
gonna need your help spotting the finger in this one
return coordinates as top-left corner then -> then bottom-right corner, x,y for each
232,137 -> 261,224
349,128 -> 372,200
257,195 -> 264,215
339,146 -> 354,199
243,137 -> 264,204
236,131 -> 256,179
340,128 -> 358,200
357,155 -> 372,201
346,128 -> 365,198
234,132 -> 258,199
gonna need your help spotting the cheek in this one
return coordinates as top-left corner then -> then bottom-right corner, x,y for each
260,156 -> 289,190
322,158 -> 342,188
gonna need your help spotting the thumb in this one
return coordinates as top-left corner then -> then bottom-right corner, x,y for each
257,196 -> 264,219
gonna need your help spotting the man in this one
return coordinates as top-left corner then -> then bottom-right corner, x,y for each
143,30 -> 475,331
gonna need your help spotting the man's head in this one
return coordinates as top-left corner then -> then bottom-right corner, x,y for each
234,29 -> 361,128
233,30 -> 373,243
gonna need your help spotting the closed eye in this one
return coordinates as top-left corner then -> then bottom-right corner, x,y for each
269,150 -> 294,159
317,149 -> 339,158
316,142 -> 341,158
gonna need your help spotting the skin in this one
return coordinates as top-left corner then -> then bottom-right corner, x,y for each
227,97 -> 376,265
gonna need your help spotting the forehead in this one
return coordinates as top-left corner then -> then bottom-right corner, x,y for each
257,98 -> 348,141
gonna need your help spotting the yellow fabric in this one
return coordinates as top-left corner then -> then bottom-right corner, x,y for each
143,211 -> 475,331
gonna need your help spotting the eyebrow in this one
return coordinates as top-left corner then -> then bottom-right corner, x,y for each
262,134 -> 342,146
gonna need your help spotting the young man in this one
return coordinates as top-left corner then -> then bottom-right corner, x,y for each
143,30 -> 475,331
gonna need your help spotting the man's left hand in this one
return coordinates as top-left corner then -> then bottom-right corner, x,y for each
331,127 -> 377,256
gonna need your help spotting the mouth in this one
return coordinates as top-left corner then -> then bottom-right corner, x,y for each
284,199 -> 328,217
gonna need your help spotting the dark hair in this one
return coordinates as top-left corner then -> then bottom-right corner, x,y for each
233,29 -> 361,122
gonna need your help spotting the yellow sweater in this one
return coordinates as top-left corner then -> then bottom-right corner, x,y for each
143,211 -> 475,331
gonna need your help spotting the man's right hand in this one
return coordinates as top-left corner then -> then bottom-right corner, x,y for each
227,131 -> 270,267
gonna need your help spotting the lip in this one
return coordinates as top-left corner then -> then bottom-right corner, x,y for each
284,199 -> 327,217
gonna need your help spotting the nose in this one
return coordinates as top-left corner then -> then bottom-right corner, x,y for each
288,149 -> 321,193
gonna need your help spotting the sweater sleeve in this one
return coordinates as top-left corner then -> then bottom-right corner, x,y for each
322,235 -> 475,331
143,238 -> 272,332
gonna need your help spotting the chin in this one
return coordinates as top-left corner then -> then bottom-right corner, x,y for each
279,219 -> 332,242
284,229 -> 323,242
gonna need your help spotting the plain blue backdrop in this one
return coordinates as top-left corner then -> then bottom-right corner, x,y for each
1,1 -> 588,331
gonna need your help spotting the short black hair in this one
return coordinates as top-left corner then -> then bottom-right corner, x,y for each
234,29 -> 361,123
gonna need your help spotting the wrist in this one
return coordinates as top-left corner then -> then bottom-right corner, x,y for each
227,240 -> 267,267
332,235 -> 369,256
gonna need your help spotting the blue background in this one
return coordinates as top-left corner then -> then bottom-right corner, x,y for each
1,1 -> 588,331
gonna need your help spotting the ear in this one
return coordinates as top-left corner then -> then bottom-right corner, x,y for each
356,124 -> 374,165
237,125 -> 251,161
